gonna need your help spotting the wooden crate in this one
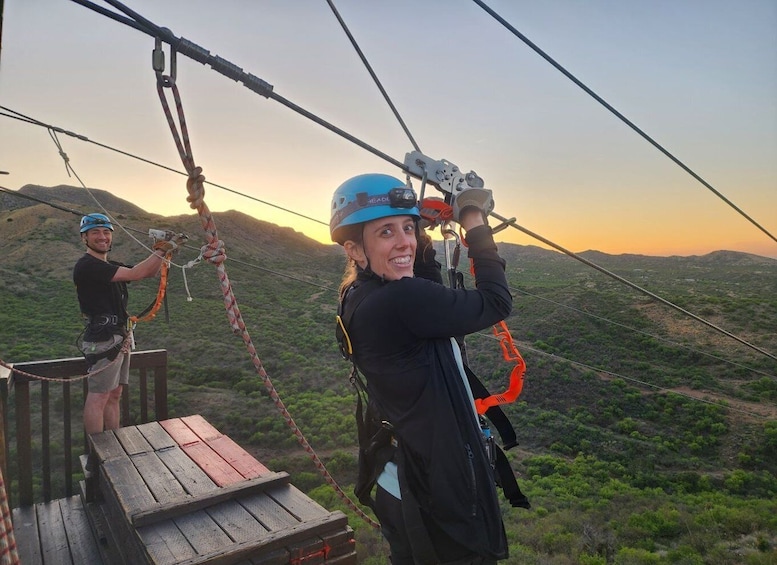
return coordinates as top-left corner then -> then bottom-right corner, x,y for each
88,415 -> 356,565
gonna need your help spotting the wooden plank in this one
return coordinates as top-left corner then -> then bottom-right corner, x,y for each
205,499 -> 269,543
287,536 -> 325,565
174,512 -> 349,565
36,500 -> 71,565
250,547 -> 290,565
319,527 -> 356,561
137,518 -> 197,565
90,430 -> 127,462
180,415 -> 221,442
324,552 -> 358,564
179,441 -> 245,487
180,416 -> 271,481
102,456 -> 157,519
80,484 -> 131,565
59,495 -> 103,565
156,446 -> 216,496
131,451 -> 187,504
240,492 -> 299,532
266,484 -> 328,522
173,510 -> 233,555
131,472 -> 290,528
160,418 -> 201,446
207,435 -> 270,480
116,425 -> 153,456
137,421 -> 178,450
12,506 -> 41,565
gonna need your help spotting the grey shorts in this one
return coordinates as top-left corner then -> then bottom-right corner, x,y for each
82,334 -> 130,394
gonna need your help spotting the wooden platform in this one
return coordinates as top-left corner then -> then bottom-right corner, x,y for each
12,415 -> 357,565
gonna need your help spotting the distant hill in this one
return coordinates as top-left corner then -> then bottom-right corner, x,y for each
2,185 -> 776,563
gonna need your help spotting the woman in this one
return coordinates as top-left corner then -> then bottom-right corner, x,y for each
332,173 -> 515,564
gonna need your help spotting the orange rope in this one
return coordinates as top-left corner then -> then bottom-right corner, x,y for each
463,238 -> 527,415
129,255 -> 171,324
474,320 -> 526,415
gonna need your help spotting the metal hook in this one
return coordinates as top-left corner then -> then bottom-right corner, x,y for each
152,34 -> 177,84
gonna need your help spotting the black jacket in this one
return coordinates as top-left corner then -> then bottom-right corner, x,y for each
342,224 -> 513,560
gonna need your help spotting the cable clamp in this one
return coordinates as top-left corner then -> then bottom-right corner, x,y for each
403,150 -> 484,196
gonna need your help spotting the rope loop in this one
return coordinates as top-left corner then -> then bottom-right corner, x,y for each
153,67 -> 380,529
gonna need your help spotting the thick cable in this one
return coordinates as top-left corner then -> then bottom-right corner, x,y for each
4,174 -> 773,377
6,10 -> 774,361
504,339 -> 772,420
154,71 -> 379,529
5,100 -> 773,365
510,285 -> 777,379
2,183 -> 771,416
68,0 -> 407,173
0,106 -> 326,228
325,0 -> 421,152
472,0 -> 777,247
490,210 -> 777,362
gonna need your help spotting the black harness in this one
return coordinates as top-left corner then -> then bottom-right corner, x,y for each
80,314 -> 128,366
336,278 -> 529,510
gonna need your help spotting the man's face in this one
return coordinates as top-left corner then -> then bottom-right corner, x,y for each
83,227 -> 113,254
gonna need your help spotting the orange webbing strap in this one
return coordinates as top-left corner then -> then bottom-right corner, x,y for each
130,252 -> 172,324
474,320 -> 526,415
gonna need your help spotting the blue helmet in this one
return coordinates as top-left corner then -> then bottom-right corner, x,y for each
80,213 -> 114,233
330,173 -> 420,244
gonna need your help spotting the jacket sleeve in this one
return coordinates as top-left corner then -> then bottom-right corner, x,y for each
393,225 -> 512,339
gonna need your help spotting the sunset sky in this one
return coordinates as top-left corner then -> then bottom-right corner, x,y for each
1,0 -> 775,258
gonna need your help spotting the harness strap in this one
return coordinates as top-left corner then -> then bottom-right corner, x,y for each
84,339 -> 124,367
494,445 -> 531,509
396,447 -> 439,565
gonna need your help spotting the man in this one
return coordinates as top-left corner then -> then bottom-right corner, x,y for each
73,213 -> 182,437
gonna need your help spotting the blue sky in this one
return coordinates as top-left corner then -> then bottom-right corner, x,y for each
1,0 -> 775,257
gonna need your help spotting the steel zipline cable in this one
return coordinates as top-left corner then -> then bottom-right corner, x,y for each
0,107 -> 327,229
471,0 -> 777,247
324,0 -> 421,154
72,0 -> 777,250
22,1 -> 777,362
1,185 -> 773,420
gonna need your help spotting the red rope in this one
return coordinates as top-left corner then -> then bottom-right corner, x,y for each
0,467 -> 20,565
155,72 -> 379,529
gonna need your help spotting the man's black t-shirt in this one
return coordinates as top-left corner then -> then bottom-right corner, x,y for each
73,253 -> 129,340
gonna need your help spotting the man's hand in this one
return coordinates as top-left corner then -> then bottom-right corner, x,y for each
153,233 -> 188,254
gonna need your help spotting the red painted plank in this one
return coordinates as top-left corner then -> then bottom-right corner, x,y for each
208,435 -> 270,479
179,441 -> 245,487
180,414 -> 222,442
160,418 -> 200,446
161,415 -> 270,486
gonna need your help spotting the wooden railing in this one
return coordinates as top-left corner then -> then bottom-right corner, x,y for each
0,350 -> 168,508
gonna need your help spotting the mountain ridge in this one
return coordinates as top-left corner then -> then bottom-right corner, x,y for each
3,185 -> 775,266
2,185 -> 776,562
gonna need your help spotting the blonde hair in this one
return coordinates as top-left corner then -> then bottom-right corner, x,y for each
338,223 -> 364,298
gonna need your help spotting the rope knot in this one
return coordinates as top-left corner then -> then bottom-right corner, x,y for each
186,166 -> 206,210
201,239 -> 226,265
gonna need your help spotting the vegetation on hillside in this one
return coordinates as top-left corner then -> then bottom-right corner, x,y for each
1,192 -> 776,563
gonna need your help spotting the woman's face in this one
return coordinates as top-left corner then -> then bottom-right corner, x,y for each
346,215 -> 417,281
